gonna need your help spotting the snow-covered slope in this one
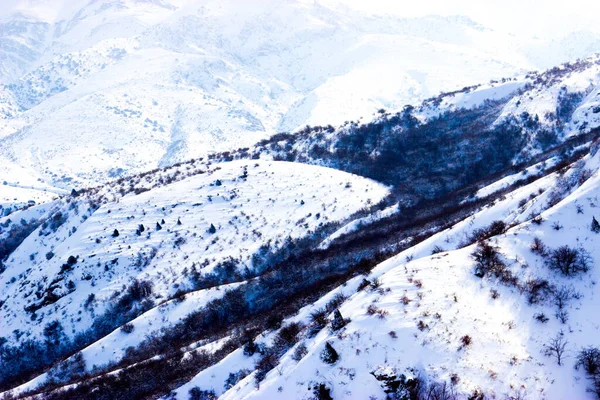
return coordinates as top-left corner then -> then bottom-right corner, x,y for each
0,158 -> 388,394
189,143 -> 600,400
4,0 -> 600,197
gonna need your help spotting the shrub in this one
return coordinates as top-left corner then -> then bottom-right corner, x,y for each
547,246 -> 592,276
370,367 -> 423,398
308,308 -> 328,336
0,220 -> 42,261
553,285 -> 580,309
534,313 -> 549,323
460,335 -> 472,348
330,309 -> 348,331
366,304 -> 379,315
530,237 -> 547,256
47,212 -> 68,233
265,314 -> 283,331
242,338 -> 259,357
83,293 -> 95,309
576,347 -> 600,398
47,352 -> 86,384
312,383 -> 333,400
320,342 -> 339,364
543,332 -> 567,366
188,387 -> 217,400
120,323 -> 134,334
469,220 -> 507,243
526,279 -> 554,305
126,279 -> 154,301
555,309 -> 569,324
292,343 -> 308,361
223,369 -> 250,391
431,245 -> 444,255
273,322 -> 302,352
255,349 -> 279,384
325,293 -> 347,312
471,241 -> 506,279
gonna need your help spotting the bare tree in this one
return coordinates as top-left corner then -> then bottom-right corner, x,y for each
547,246 -> 592,276
553,285 -> 580,310
543,331 -> 568,366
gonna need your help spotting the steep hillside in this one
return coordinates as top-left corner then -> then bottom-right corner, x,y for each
174,142 -> 600,400
0,159 -> 388,394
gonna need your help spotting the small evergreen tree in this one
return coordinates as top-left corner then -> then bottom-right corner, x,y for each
592,216 -> 600,233
138,224 -> 145,233
320,342 -> 339,364
208,223 -> 217,234
177,218 -> 182,225
161,219 -> 165,224
112,229 -> 119,237
312,383 -> 333,400
331,309 -> 346,331
156,222 -> 162,231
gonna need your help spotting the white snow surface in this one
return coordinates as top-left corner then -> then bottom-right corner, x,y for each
0,159 -> 388,385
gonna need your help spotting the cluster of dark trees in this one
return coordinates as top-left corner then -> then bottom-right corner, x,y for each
0,219 -> 41,273
254,99 -> 563,205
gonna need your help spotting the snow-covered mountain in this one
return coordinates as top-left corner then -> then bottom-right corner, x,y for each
4,2 -> 600,400
3,0 -> 600,200
1,50 -> 600,398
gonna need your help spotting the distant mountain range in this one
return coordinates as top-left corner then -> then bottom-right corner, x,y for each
2,0 -> 600,199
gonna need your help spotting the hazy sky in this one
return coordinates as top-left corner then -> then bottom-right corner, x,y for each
3,0 -> 600,40
323,0 -> 600,38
